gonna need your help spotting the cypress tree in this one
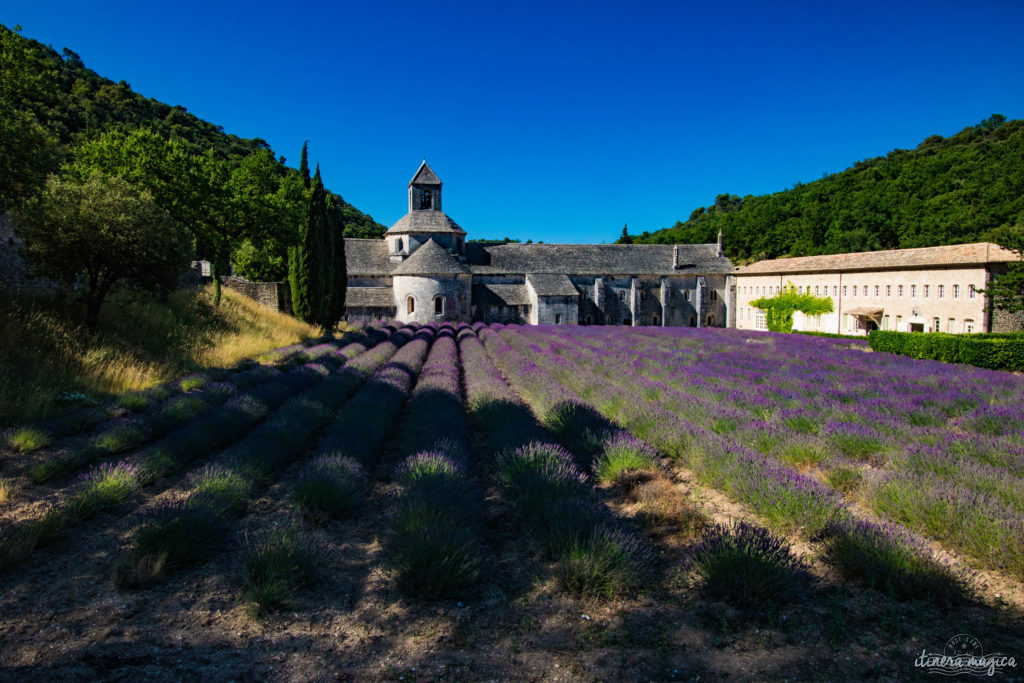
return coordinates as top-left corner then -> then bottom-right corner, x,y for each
299,141 -> 310,190
305,165 -> 329,326
324,194 -> 348,330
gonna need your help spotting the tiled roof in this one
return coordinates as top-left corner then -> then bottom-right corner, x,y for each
386,210 -> 467,235
526,273 -> 578,296
391,239 -> 471,275
345,287 -> 395,308
410,161 -> 442,185
344,238 -> 391,276
465,243 -> 732,276
735,242 -> 1019,275
473,283 -> 530,306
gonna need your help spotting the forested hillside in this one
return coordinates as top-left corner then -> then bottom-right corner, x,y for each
0,24 -> 385,239
623,116 -> 1024,262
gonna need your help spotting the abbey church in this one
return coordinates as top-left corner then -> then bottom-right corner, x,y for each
342,162 -> 735,326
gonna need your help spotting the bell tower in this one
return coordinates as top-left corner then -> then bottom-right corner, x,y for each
408,160 -> 442,212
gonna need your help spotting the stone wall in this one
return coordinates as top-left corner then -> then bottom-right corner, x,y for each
220,276 -> 292,314
992,306 -> 1024,333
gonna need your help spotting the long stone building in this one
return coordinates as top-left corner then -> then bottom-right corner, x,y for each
733,243 -> 1022,335
343,162 -> 734,326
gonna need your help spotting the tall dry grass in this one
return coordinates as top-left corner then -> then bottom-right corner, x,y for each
0,285 -> 323,428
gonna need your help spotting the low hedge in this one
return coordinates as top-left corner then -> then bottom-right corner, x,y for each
869,330 -> 1024,372
794,331 -> 868,341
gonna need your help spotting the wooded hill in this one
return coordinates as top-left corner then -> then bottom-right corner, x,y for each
1,24 -> 385,239
622,116 -> 1024,262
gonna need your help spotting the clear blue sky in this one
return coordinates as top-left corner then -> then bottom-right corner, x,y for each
4,0 -> 1023,243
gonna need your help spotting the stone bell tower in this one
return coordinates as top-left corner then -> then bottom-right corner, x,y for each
408,160 -> 442,212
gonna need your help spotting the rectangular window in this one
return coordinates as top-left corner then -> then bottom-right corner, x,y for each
815,286 -> 819,295
953,284 -> 960,299
898,285 -> 904,297
911,285 -> 917,298
883,315 -> 890,330
965,319 -> 975,333
886,285 -> 891,297
833,286 -> 838,297
852,286 -> 857,296
874,285 -> 879,297
896,315 -> 903,330
843,286 -> 848,296
924,285 -> 930,298
969,284 -> 976,299
932,317 -> 940,332
938,284 -> 944,298
948,318 -> 955,333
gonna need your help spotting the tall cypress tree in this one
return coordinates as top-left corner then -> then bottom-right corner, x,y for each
299,141 -> 310,190
324,194 -> 347,330
306,165 -> 329,326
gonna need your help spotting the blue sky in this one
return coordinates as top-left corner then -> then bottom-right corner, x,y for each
4,0 -> 1023,243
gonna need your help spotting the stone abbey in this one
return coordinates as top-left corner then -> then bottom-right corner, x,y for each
343,162 -> 735,326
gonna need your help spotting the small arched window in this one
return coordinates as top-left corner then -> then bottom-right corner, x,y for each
683,290 -> 690,301
555,314 -> 561,324
434,295 -> 444,315
618,291 -> 625,302
689,315 -> 696,327
585,315 -> 593,325
420,189 -> 432,210
396,238 -> 404,252
652,315 -> 660,326
407,296 -> 415,314
707,315 -> 715,326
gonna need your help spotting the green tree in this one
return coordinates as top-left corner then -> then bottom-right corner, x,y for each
299,140 -> 310,190
290,166 -> 329,325
984,223 -> 1024,313
17,174 -> 191,329
617,224 -> 632,244
750,283 -> 834,333
0,25 -> 61,207
324,195 -> 347,330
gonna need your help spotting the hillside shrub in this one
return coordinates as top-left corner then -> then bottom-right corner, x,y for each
291,455 -> 365,523
869,330 -> 1024,372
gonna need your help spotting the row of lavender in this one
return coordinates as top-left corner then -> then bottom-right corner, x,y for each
532,325 -> 1024,580
3,333 -> 334,457
492,324 -> 976,601
0,326 -> 390,575
114,324 -> 419,587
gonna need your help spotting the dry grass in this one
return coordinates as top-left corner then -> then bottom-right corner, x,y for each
0,285 -> 323,428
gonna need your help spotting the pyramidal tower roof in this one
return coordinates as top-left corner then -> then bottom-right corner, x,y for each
391,238 -> 470,275
410,160 -> 442,185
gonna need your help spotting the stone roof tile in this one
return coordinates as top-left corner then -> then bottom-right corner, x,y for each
473,283 -> 531,306
345,287 -> 395,308
386,210 -> 467,235
344,238 -> 391,276
410,161 -> 442,185
526,273 -> 578,296
465,242 -> 732,276
391,239 -> 471,275
735,242 -> 1019,275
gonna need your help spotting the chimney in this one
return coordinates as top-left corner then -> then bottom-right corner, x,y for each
672,244 -> 679,269
717,230 -> 724,257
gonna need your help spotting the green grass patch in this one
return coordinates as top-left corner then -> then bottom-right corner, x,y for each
242,525 -> 321,618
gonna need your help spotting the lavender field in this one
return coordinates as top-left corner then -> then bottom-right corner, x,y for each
1,322 -> 1022,679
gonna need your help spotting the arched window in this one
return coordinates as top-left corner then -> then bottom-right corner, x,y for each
683,290 -> 690,301
555,313 -> 561,324
407,296 -> 415,314
689,315 -> 696,327
396,238 -> 404,252
434,296 -> 444,315
652,315 -> 660,326
420,189 -> 432,210
618,291 -> 625,302
707,315 -> 715,326
585,315 -> 593,325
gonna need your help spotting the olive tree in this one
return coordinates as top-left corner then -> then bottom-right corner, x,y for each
19,173 -> 191,329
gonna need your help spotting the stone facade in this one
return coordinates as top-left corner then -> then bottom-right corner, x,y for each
343,162 -> 735,326
733,243 -> 1022,335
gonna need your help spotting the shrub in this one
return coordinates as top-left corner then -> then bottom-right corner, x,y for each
242,525 -> 321,617
826,465 -> 863,495
66,461 -> 141,519
291,455 -> 365,522
554,525 -> 645,599
814,520 -> 972,605
869,330 -> 1024,372
187,464 -> 252,516
389,519 -> 482,600
688,521 -> 808,614
118,393 -> 152,412
6,426 -> 51,452
593,431 -> 658,484
114,502 -> 227,587
179,373 -> 211,392
95,424 -> 147,454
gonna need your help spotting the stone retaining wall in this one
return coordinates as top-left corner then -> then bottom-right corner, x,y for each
220,276 -> 292,314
